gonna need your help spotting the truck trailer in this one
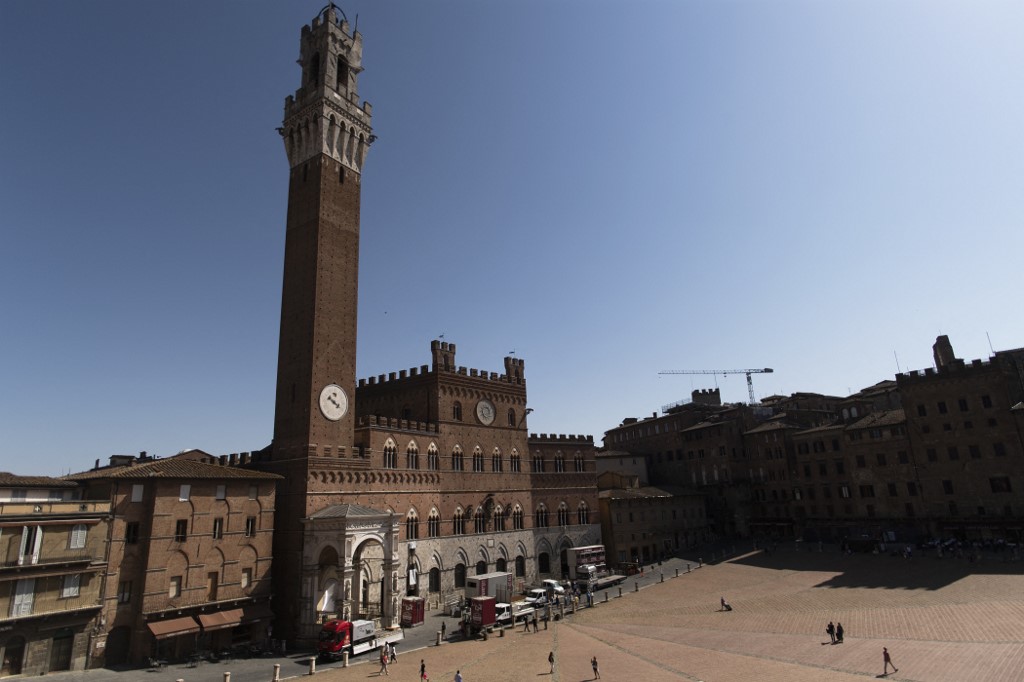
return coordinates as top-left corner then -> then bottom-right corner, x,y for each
464,571 -> 514,603
317,619 -> 378,660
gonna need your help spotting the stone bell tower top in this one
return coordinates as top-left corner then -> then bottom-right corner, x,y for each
282,4 -> 374,171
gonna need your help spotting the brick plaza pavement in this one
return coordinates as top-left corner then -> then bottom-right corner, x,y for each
48,548 -> 1024,681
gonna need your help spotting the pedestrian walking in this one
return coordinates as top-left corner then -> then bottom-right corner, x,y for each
441,621 -> 446,641
378,646 -> 389,676
883,646 -> 898,675
420,659 -> 428,682
389,641 -> 397,663
454,670 -> 463,682
591,655 -> 600,679
523,615 -> 531,633
836,622 -> 844,643
532,613 -> 538,633
548,651 -> 555,674
826,621 -> 836,644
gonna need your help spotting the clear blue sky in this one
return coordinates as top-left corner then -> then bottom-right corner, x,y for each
2,1 -> 1022,475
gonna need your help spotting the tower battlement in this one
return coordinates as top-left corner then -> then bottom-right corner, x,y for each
528,433 -> 595,444
282,4 -> 373,171
897,357 -> 988,383
357,415 -> 440,435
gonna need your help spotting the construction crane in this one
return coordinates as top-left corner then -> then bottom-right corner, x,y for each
658,368 -> 774,404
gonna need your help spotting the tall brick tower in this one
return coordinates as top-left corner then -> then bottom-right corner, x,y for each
273,4 -> 372,460
267,4 -> 374,639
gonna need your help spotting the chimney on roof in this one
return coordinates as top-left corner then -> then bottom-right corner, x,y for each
933,335 -> 957,368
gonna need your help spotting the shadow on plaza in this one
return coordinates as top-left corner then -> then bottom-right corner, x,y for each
726,546 -> 1024,591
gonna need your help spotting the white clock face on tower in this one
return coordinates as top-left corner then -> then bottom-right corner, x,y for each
476,399 -> 496,426
319,384 -> 348,422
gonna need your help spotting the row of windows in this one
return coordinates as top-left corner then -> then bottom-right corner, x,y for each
916,395 -> 994,417
380,441 -> 587,473
403,503 -> 590,539
919,417 -> 999,434
156,516 -> 259,544
11,525 -> 90,566
130,483 -> 261,503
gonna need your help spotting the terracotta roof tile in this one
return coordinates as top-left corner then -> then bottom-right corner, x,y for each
64,458 -> 281,481
0,472 -> 79,488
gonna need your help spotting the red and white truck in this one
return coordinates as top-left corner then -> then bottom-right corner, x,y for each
316,619 -> 378,660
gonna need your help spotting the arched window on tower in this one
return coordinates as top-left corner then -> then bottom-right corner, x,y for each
554,452 -> 566,473
308,52 -> 321,87
577,502 -> 589,525
452,402 -> 463,421
427,444 -> 439,471
473,507 -> 486,534
383,440 -> 397,469
406,442 -> 419,469
336,56 -> 349,91
472,448 -> 484,472
491,447 -> 502,472
532,452 -> 545,473
493,505 -> 505,532
453,508 -> 465,535
406,510 -> 419,540
451,446 -> 464,472
557,503 -> 569,527
510,449 -> 521,473
574,452 -> 586,472
507,408 -> 516,427
534,504 -> 549,528
427,509 -> 440,538
512,506 -> 524,530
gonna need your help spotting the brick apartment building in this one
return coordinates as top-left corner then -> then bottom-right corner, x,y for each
66,453 -> 279,667
0,475 -> 109,676
602,336 -> 1024,548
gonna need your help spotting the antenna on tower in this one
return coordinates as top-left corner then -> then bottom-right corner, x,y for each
986,332 -> 995,354
893,350 -> 901,374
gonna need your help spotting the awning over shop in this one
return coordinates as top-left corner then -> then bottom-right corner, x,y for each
198,609 -> 243,632
147,616 -> 200,640
241,603 -> 273,623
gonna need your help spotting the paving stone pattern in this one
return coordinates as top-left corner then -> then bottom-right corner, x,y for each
47,549 -> 1024,681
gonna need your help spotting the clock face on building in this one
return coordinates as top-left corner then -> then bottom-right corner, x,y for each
319,384 -> 348,421
476,399 -> 496,425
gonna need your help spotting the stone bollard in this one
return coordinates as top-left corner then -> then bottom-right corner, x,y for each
500,626 -> 504,637
617,586 -> 622,598
660,572 -> 664,583
698,557 -> 703,568
437,631 -> 443,646
177,679 -> 185,682
544,618 -> 548,630
675,568 -> 679,578
634,581 -> 639,592
273,663 -> 281,680
604,591 -> 608,603
687,563 -> 691,573
308,657 -> 316,675
483,628 -> 488,641
559,603 -> 564,620
343,651 -> 349,668
224,673 -> 232,682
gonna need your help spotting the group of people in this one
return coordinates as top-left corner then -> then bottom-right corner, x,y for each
825,620 -> 845,644
377,642 -> 398,676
